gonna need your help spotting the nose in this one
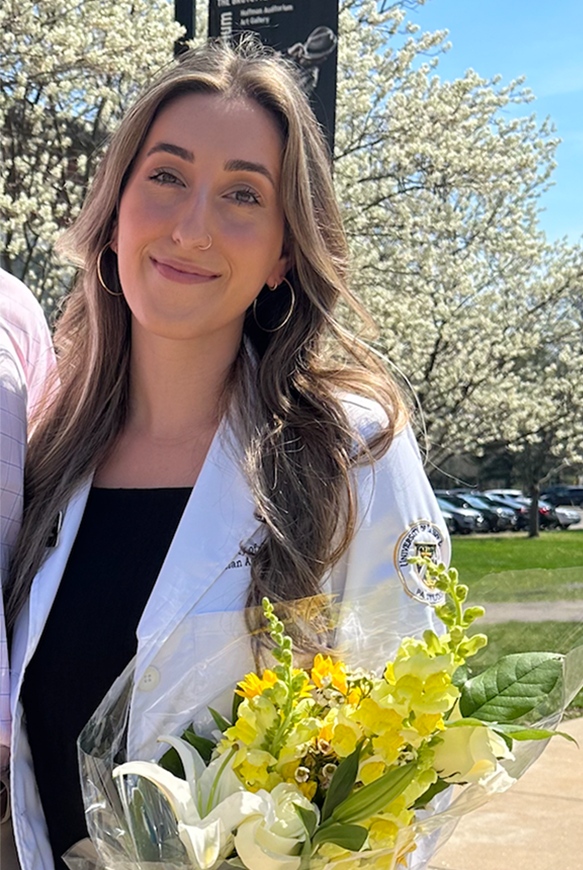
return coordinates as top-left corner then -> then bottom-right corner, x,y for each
171,189 -> 213,251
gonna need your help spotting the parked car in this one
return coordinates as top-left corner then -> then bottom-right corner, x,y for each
438,492 -> 516,532
436,497 -> 486,534
488,487 -> 583,522
512,496 -> 557,529
485,488 -> 525,500
540,485 -> 583,507
555,505 -> 581,529
490,493 -> 562,529
532,498 -> 562,529
438,506 -> 457,535
477,493 -> 530,530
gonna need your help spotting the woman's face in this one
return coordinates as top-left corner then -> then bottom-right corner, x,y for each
113,92 -> 288,345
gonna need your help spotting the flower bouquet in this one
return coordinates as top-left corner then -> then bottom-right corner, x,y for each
65,560 -> 583,870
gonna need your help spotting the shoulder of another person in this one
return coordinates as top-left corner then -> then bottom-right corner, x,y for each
0,270 -> 52,371
0,270 -> 47,331
1,271 -> 56,418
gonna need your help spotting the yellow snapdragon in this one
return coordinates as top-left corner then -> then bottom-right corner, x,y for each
225,696 -> 279,746
359,756 -> 386,785
331,723 -> 360,757
312,654 -> 348,695
236,669 -> 278,700
372,730 -> 405,766
351,697 -> 403,735
236,749 -> 281,792
378,639 -> 460,718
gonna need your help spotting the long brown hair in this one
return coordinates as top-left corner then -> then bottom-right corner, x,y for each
7,38 -> 407,628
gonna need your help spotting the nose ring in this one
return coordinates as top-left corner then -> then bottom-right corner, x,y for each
198,235 -> 212,251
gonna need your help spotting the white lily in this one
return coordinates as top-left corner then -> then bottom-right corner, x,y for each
235,783 -> 319,870
432,724 -> 515,784
113,735 -> 273,870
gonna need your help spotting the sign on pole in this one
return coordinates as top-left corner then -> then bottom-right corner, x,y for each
175,0 -> 196,55
208,1 -> 339,154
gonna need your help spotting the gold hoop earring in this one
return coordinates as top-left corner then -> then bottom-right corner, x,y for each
96,243 -> 123,296
253,277 -> 295,333
198,235 -> 212,251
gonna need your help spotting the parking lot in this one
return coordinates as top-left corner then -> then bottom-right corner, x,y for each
465,506 -> 583,537
435,488 -> 583,536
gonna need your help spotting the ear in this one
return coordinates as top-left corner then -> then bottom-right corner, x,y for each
109,221 -> 119,254
267,252 -> 290,289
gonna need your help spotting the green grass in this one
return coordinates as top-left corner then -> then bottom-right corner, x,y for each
451,530 -> 583,601
468,621 -> 583,716
448,535 -> 583,714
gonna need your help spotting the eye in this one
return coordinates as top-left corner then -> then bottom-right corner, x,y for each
228,187 -> 261,206
149,169 -> 184,186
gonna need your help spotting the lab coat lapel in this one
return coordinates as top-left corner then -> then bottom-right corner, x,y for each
11,478 -> 92,708
135,423 -> 261,675
27,479 -> 92,655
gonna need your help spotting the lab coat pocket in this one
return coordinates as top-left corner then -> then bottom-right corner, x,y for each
128,577 -> 256,760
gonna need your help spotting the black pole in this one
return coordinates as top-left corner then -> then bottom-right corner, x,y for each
207,0 -> 339,155
175,0 -> 196,56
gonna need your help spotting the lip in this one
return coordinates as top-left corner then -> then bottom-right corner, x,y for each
151,256 -> 220,285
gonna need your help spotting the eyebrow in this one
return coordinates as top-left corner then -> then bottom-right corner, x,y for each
145,143 -> 276,189
224,158 -> 276,189
146,142 -> 194,162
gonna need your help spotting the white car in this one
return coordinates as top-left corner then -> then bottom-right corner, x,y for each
555,506 -> 581,529
487,491 -> 580,529
485,488 -> 524,500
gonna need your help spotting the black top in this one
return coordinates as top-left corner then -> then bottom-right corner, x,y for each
21,487 -> 192,869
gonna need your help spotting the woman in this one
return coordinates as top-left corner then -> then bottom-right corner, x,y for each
6,40 -> 448,870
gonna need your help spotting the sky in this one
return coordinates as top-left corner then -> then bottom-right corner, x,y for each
407,0 -> 583,243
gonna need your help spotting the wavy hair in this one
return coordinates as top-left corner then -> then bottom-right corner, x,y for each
7,38 -> 407,629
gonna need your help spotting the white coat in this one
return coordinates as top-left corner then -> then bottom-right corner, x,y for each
8,397 -> 450,870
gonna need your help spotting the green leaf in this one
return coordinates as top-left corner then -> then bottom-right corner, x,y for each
312,823 -> 368,851
294,804 -> 318,839
412,777 -> 451,809
442,717 -> 573,744
298,836 -> 313,870
301,837 -> 312,856
451,664 -> 469,690
125,788 -> 160,859
444,717 -> 491,728
160,728 -> 216,773
321,742 -> 362,822
232,690 -> 244,724
182,729 -> 215,763
443,716 -> 515,749
330,761 -> 417,825
208,707 -> 231,732
489,723 -> 577,744
158,745 -> 185,778
121,779 -> 185,860
459,653 -> 564,723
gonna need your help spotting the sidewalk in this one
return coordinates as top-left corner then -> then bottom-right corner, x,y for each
479,600 -> 583,623
428,716 -> 583,870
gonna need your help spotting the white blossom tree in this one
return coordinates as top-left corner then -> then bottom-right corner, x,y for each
3,0 -> 582,527
0,0 -> 184,310
334,0 -> 583,526
485,245 -> 583,534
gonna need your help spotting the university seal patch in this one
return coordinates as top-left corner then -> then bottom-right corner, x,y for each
394,520 -> 446,605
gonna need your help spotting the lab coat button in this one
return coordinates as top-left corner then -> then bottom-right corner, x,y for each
138,666 -> 160,692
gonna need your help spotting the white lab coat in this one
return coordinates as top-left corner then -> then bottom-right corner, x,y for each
8,396 -> 450,870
